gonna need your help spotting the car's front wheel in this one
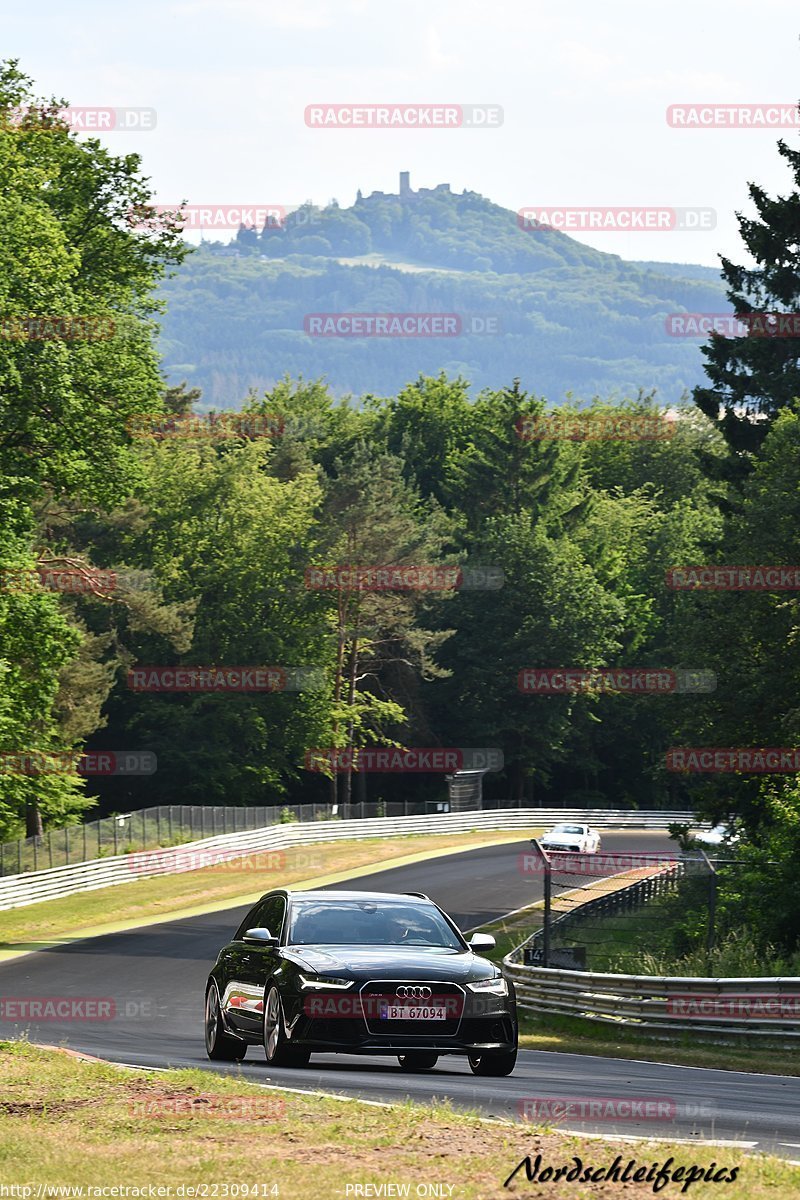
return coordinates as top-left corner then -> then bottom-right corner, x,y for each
205,983 -> 247,1061
397,1052 -> 438,1071
263,985 -> 310,1068
468,1046 -> 517,1076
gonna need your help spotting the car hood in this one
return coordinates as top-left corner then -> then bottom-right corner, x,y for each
281,944 -> 493,982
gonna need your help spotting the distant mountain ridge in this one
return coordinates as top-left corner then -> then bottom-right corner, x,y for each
158,174 -> 729,406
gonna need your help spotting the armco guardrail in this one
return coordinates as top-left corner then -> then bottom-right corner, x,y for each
503,958 -> 800,1040
0,808 -> 697,911
532,858 -> 686,952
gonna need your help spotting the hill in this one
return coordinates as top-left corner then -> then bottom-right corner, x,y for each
157,175 -> 729,406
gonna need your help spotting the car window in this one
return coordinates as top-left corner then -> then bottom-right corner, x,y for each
556,825 -> 585,835
234,894 -> 285,941
287,900 -> 464,949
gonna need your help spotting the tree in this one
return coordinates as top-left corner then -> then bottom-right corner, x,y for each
0,59 -> 187,836
693,129 -> 800,455
315,443 -> 455,811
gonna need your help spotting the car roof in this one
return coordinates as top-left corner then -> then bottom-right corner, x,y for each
261,888 -> 437,904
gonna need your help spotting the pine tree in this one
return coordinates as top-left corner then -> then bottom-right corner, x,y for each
694,132 -> 800,455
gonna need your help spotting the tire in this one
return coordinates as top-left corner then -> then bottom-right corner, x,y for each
397,1052 -> 439,1071
468,1046 -> 517,1077
205,983 -> 247,1061
263,985 -> 310,1068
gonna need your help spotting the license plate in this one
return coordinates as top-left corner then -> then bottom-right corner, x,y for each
380,1004 -> 447,1021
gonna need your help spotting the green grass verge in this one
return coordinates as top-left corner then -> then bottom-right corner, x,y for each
1,1043 -> 796,1199
0,829 -> 543,950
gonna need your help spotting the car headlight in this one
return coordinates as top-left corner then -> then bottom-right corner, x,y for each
467,975 -> 508,995
298,974 -> 354,990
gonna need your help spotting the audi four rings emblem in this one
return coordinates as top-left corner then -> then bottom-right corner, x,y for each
396,985 -> 432,998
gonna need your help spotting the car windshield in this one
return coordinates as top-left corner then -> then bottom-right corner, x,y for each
554,825 -> 585,835
287,899 -> 464,949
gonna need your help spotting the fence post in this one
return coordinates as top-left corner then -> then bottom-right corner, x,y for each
142,809 -> 146,849
156,807 -> 162,846
114,819 -> 118,857
83,823 -> 87,864
528,838 -> 551,968
48,832 -> 53,869
698,849 -> 717,959
33,837 -> 38,872
0,840 -> 4,877
17,838 -> 21,875
65,827 -> 70,865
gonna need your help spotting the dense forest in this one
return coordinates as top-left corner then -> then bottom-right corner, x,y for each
157,184 -> 727,406
2,61 -> 800,960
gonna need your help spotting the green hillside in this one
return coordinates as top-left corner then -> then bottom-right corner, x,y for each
158,180 -> 728,406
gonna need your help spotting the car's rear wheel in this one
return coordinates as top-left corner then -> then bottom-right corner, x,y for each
263,985 -> 310,1068
205,983 -> 247,1061
397,1052 -> 439,1071
468,1046 -> 517,1076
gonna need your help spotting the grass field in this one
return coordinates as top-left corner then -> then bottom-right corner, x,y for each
0,829 -> 543,951
0,1043 -> 796,1200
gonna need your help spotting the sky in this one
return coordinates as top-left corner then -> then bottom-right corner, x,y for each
4,0 -> 799,267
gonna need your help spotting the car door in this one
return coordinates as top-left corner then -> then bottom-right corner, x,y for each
223,895 -> 286,1036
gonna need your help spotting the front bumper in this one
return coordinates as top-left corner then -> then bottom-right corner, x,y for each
285,978 -> 517,1054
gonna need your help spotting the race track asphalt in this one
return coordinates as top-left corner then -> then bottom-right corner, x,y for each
1,832 -> 798,1161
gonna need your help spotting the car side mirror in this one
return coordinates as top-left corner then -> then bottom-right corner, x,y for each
243,927 -> 279,946
468,932 -> 496,951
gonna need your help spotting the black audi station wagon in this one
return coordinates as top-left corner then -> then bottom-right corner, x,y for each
205,888 -> 518,1075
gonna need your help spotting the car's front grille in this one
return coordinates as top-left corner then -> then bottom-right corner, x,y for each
359,980 -> 465,1037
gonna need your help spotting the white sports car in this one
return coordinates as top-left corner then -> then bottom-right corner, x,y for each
539,823 -> 601,853
693,824 -> 740,849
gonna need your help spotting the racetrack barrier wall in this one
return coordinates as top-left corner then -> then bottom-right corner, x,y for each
0,808 -> 698,911
504,860 -> 800,1040
503,957 -> 800,1039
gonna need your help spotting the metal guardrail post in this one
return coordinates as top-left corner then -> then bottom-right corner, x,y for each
527,837 -> 551,967
697,848 -> 717,958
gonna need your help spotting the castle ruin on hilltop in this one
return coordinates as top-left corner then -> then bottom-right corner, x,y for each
357,172 -> 451,203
